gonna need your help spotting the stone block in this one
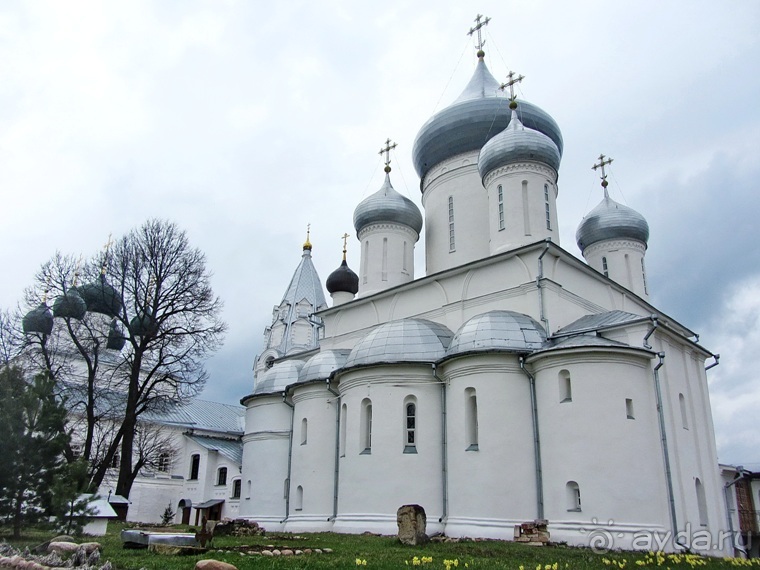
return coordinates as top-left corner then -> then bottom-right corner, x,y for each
396,504 -> 429,546
195,560 -> 238,570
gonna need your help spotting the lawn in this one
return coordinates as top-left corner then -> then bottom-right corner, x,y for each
2,523 -> 759,570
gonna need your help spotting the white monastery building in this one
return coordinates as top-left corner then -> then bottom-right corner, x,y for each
237,20 -> 729,554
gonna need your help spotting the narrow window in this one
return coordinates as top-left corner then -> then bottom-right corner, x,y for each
545,184 -> 552,230
625,398 -> 635,420
498,185 -> 505,231
679,393 -> 688,429
559,370 -> 572,403
340,403 -> 347,457
641,258 -> 648,295
522,181 -> 531,235
283,478 -> 289,499
363,241 -> 369,284
189,454 -> 200,480
404,398 -> 417,453
696,478 -> 708,526
217,467 -> 227,486
602,256 -> 609,278
246,480 -> 251,499
111,452 -> 120,469
566,481 -> 582,511
360,398 -> 372,454
448,196 -> 456,251
382,238 -> 388,281
301,417 -> 308,445
465,388 -> 479,451
71,443 -> 82,460
295,485 -> 304,511
403,241 -> 408,272
232,479 -> 241,499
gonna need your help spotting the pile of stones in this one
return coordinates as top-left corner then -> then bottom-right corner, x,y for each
0,539 -> 110,570
212,519 -> 265,537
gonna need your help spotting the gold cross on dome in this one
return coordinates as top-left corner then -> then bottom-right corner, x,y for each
341,233 -> 350,260
379,138 -> 397,171
500,71 -> 525,102
467,14 -> 491,52
592,154 -> 614,197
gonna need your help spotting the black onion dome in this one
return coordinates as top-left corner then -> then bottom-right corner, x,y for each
478,110 -> 561,179
412,57 -> 563,183
576,195 -> 650,252
129,310 -> 156,337
52,289 -> 87,320
107,318 -> 127,350
23,304 -> 54,335
326,259 -> 359,295
78,276 -> 122,318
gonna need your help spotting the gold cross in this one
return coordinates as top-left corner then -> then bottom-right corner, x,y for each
379,138 -> 397,172
341,233 -> 350,261
592,154 -> 614,196
500,71 -> 525,102
468,14 -> 491,53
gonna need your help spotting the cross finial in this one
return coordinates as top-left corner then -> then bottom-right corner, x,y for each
379,138 -> 397,173
303,224 -> 312,251
592,154 -> 614,198
467,14 -> 491,57
500,71 -> 525,109
341,233 -> 350,261
101,233 -> 113,276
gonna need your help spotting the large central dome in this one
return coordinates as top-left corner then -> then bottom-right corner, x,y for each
412,55 -> 563,185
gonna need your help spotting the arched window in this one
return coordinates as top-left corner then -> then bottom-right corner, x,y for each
602,256 -> 609,278
465,388 -> 478,451
679,393 -> 689,429
360,398 -> 372,454
559,370 -> 572,403
217,467 -> 228,486
544,183 -> 552,230
625,398 -> 635,420
382,238 -> 388,281
497,185 -> 505,230
696,478 -> 708,526
265,355 -> 275,369
301,417 -> 308,445
404,397 -> 417,453
340,403 -> 347,457
232,479 -> 241,499
448,196 -> 456,251
189,454 -> 200,480
522,180 -> 531,235
566,481 -> 581,511
157,451 -> 171,472
246,480 -> 252,499
295,485 -> 304,511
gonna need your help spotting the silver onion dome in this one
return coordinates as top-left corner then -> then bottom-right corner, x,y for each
576,195 -> 650,252
478,110 -> 561,179
345,318 -> 453,368
326,259 -> 359,295
446,310 -> 547,357
253,360 -> 304,396
353,173 -> 423,236
299,349 -> 351,383
412,57 -> 563,184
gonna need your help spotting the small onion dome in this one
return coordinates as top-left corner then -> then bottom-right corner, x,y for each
478,109 -> 562,180
446,310 -> 546,357
326,260 -> 359,295
107,318 -> 127,351
412,57 -> 563,183
345,318 -> 453,368
576,194 -> 650,252
253,360 -> 304,396
52,289 -> 87,320
22,304 -> 54,335
77,277 -> 122,317
299,349 -> 351,384
353,173 -> 423,235
129,309 -> 156,337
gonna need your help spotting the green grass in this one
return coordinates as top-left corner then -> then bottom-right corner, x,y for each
2,522 -> 758,570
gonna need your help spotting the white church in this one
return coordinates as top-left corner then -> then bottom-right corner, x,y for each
235,20 -> 729,554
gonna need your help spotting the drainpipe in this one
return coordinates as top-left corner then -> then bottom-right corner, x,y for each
326,380 -> 341,521
281,394 -> 295,524
705,355 -> 720,371
432,364 -> 449,525
519,356 -> 544,520
652,352 -> 684,549
537,239 -> 551,333
643,315 -> 658,349
723,469 -> 748,557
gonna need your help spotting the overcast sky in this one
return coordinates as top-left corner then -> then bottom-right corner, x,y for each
1,1 -> 758,468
